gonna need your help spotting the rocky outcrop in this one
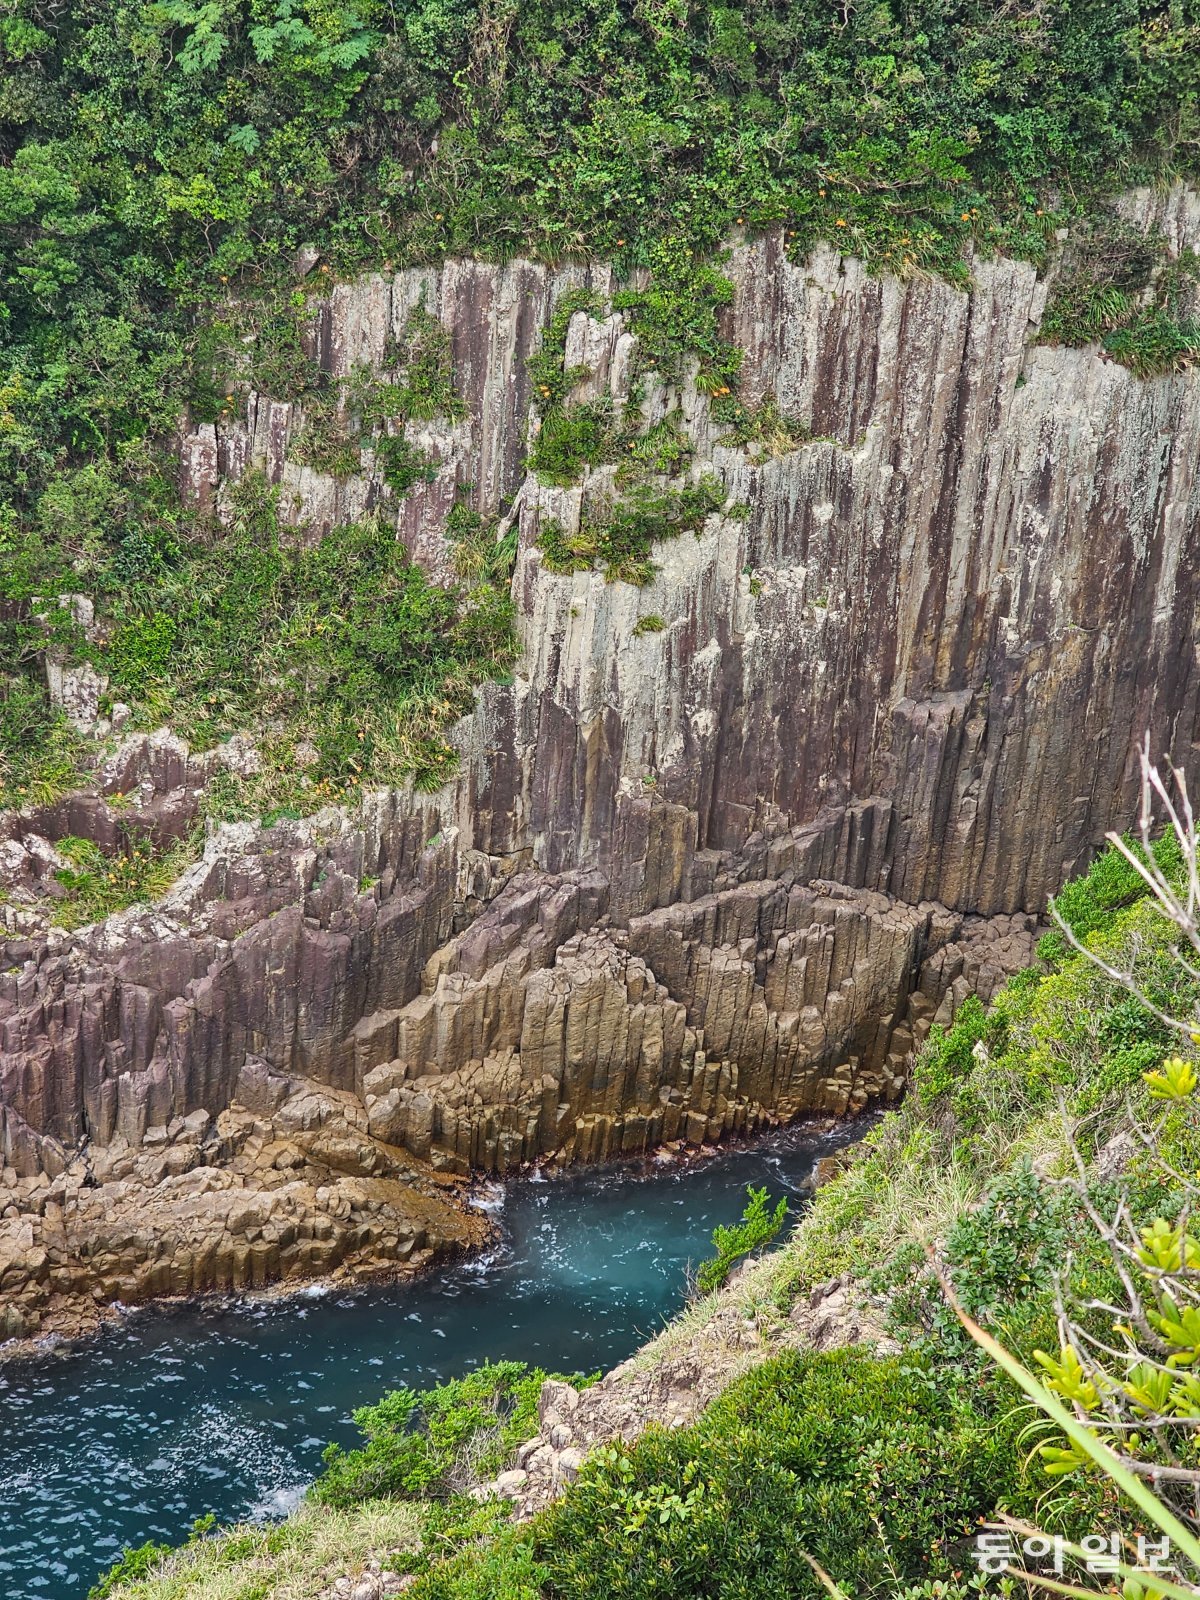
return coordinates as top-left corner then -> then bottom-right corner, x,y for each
475,1269 -> 897,1520
1,189 -> 1196,1332
179,184 -> 1200,917
0,1085 -> 484,1345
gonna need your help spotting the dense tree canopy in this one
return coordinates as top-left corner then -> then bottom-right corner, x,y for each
2,0 -> 1198,511
1,0 -> 1197,807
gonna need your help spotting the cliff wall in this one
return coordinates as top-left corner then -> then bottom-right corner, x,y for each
0,190 -> 1196,1335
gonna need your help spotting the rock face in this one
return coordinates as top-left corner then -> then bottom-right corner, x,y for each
1,188 -> 1196,1331
0,1091 -> 483,1344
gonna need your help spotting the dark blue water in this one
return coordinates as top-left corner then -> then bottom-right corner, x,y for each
0,1120 -> 864,1599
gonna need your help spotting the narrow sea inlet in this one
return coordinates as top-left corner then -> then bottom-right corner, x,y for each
0,1121 -> 863,1600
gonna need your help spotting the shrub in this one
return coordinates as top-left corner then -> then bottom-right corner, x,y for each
0,676 -> 84,807
383,306 -> 466,423
538,477 -> 725,586
1039,831 -> 1183,963
913,994 -> 989,1106
107,612 -> 179,695
314,1362 -> 564,1509
695,1184 -> 788,1295
290,390 -> 362,478
1042,216 -> 1163,345
88,1540 -> 175,1599
1042,219 -> 1200,377
940,1164 -> 1072,1327
527,290 -> 605,413
73,486 -> 517,800
249,312 -> 322,401
1103,304 -> 1200,377
528,401 -> 616,485
376,433 -> 438,494
525,1348 -> 1032,1600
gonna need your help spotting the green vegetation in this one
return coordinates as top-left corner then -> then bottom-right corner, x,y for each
631,615 -> 665,638
614,240 -> 741,393
694,1184 -> 787,1295
538,476 -> 725,585
409,1349 -> 1033,1600
94,828 -> 1200,1598
383,306 -> 467,424
376,434 -> 438,495
1041,212 -> 1200,375
528,400 -> 618,486
49,832 -> 197,930
88,1503 -> 424,1600
3,477 -> 517,811
314,1362 -> 565,1509
4,0 -> 1198,809
712,392 -> 818,459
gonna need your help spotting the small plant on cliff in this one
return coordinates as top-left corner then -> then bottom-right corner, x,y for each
1041,217 -> 1200,378
314,1362 -> 573,1508
527,289 -> 606,415
89,1516 -> 215,1600
537,476 -> 725,586
632,614 -> 666,637
376,432 -> 438,495
381,306 -> 467,424
694,1185 -> 788,1295
0,677 -> 84,809
51,832 -> 196,930
528,399 -> 618,485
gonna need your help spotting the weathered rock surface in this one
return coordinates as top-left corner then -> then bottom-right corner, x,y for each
0,1080 -> 483,1345
2,190 -> 1197,1332
474,1269 -> 897,1519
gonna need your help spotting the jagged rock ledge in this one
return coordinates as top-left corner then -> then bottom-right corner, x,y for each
0,748 -> 1035,1345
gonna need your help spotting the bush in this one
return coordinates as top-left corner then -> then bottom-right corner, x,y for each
695,1185 -> 788,1295
913,994 -> 989,1106
314,1362 -> 566,1509
0,675 -> 84,807
376,433 -> 438,495
1041,216 -> 1200,378
383,307 -> 466,423
528,401 -> 616,485
524,1349 -> 1032,1600
538,477 -> 725,586
1038,831 -> 1183,963
632,614 -> 665,637
31,484 -> 520,803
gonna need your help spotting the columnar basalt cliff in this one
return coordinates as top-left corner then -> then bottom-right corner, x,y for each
1,188 -> 1197,1337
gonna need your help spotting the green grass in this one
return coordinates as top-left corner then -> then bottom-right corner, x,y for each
49,833 -> 198,930
1041,215 -> 1200,376
92,1501 -> 424,1600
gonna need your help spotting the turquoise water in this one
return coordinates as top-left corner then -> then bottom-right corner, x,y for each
0,1120 -> 865,1599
